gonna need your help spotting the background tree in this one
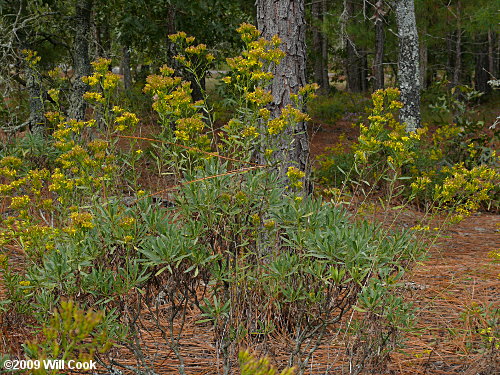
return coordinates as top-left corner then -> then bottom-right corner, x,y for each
256,0 -> 310,187
372,0 -> 386,90
310,0 -> 330,94
69,0 -> 92,121
394,0 -> 421,132
343,0 -> 368,92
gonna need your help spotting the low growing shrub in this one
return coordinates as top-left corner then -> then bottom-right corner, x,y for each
0,25 -> 426,375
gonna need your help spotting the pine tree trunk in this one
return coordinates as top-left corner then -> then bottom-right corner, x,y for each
395,0 -> 421,132
373,1 -> 385,91
452,1 -> 462,86
345,0 -> 362,92
453,30 -> 462,86
446,31 -> 455,81
95,21 -> 111,58
475,35 -> 490,95
121,46 -> 132,91
69,0 -> 92,121
487,30 -> 496,79
256,0 -> 309,189
312,0 -> 329,95
360,50 -> 368,91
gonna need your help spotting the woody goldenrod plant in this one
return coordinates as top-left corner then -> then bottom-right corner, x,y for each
316,88 -> 499,221
1,25 -> 425,375
24,300 -> 112,375
239,351 -> 294,375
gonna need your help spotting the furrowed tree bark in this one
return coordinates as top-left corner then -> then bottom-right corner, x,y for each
69,0 -> 92,121
395,0 -> 421,132
312,0 -> 329,95
373,0 -> 385,91
257,0 -> 310,191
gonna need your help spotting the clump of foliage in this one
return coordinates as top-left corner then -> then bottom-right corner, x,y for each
316,87 -> 499,219
239,351 -> 294,375
0,25 -> 424,375
24,300 -> 112,375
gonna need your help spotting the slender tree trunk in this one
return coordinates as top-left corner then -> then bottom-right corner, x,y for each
373,1 -> 385,91
360,50 -> 368,91
256,0 -> 309,189
95,21 -> 111,58
452,30 -> 462,86
487,30 -> 496,79
475,35 -> 490,95
452,1 -> 462,86
69,0 -> 92,121
121,46 -> 132,91
344,0 -> 362,92
395,0 -> 421,132
446,31 -> 455,81
312,0 -> 329,94
419,38 -> 427,89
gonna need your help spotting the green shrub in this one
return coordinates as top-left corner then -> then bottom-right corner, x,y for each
315,87 -> 500,217
0,25 -> 425,375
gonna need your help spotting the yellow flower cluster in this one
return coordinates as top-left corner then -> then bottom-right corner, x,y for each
0,58 -> 138,257
168,31 -> 189,43
45,111 -> 65,125
167,33 -> 215,65
10,195 -> 31,209
223,23 -> 284,93
434,163 -> 499,219
144,72 -> 196,121
410,176 -> 432,194
174,116 -> 206,142
245,87 -> 273,106
114,109 -> 139,132
91,58 -> 111,74
291,83 -> 320,104
119,216 -> 136,229
47,89 -> 60,104
354,89 -> 422,167
70,212 -> 94,230
82,59 -> 119,92
286,166 -> 306,189
241,126 -> 259,138
83,92 -> 105,105
236,23 -> 261,43
267,105 -> 309,135
22,49 -> 41,67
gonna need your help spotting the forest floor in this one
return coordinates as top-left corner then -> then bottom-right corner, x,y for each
0,114 -> 499,374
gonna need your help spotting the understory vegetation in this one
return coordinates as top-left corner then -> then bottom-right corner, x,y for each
0,25 -> 498,375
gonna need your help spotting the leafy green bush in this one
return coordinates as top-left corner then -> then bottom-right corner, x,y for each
0,25 -> 425,375
316,87 -> 500,218
239,351 -> 294,375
